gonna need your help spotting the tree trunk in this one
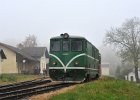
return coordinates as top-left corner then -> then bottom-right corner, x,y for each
134,59 -> 140,83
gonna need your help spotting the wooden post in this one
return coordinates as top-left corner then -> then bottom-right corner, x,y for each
0,54 -> 1,75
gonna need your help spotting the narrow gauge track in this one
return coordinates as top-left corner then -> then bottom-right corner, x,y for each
0,83 -> 74,100
0,79 -> 52,92
0,78 -> 45,88
0,80 -> 35,88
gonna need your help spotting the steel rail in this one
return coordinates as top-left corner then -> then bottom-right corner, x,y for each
0,83 -> 73,100
0,78 -> 45,88
0,79 -> 52,92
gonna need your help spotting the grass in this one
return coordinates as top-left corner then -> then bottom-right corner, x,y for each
49,77 -> 140,100
0,74 -> 41,85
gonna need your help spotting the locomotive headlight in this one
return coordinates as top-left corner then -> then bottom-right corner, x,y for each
52,61 -> 57,65
74,61 -> 79,66
60,33 -> 69,38
64,33 -> 69,38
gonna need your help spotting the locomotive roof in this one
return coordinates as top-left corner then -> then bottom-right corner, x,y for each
50,35 -> 100,53
50,35 -> 86,39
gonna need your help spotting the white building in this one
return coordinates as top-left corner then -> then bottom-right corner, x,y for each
125,69 -> 140,82
21,47 -> 49,74
101,63 -> 110,76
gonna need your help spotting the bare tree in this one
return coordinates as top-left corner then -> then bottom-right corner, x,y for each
104,17 -> 140,83
17,34 -> 38,49
17,43 -> 24,49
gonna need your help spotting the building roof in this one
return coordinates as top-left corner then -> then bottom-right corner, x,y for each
127,68 -> 140,74
0,49 -> 6,59
0,42 -> 36,61
21,47 -> 49,59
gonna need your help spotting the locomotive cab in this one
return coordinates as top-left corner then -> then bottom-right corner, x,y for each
49,33 -> 101,83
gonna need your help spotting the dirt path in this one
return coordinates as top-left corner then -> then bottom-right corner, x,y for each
29,85 -> 76,100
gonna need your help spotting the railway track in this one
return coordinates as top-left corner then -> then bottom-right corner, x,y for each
0,80 -> 73,100
0,79 -> 39,88
0,78 -> 52,92
0,77 -> 50,88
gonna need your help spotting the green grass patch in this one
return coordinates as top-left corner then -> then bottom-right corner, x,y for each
0,74 -> 41,85
49,77 -> 140,100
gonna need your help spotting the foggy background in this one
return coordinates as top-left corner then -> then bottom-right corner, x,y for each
0,0 -> 140,75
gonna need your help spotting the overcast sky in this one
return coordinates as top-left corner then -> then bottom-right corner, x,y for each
0,0 -> 140,47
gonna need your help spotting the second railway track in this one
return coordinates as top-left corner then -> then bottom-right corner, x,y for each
0,79 -> 75,100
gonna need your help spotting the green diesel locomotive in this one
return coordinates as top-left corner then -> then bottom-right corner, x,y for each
49,33 -> 101,83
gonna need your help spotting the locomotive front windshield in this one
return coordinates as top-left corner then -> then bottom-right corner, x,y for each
71,40 -> 82,51
50,39 -> 82,52
63,40 -> 69,51
50,40 -> 60,51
